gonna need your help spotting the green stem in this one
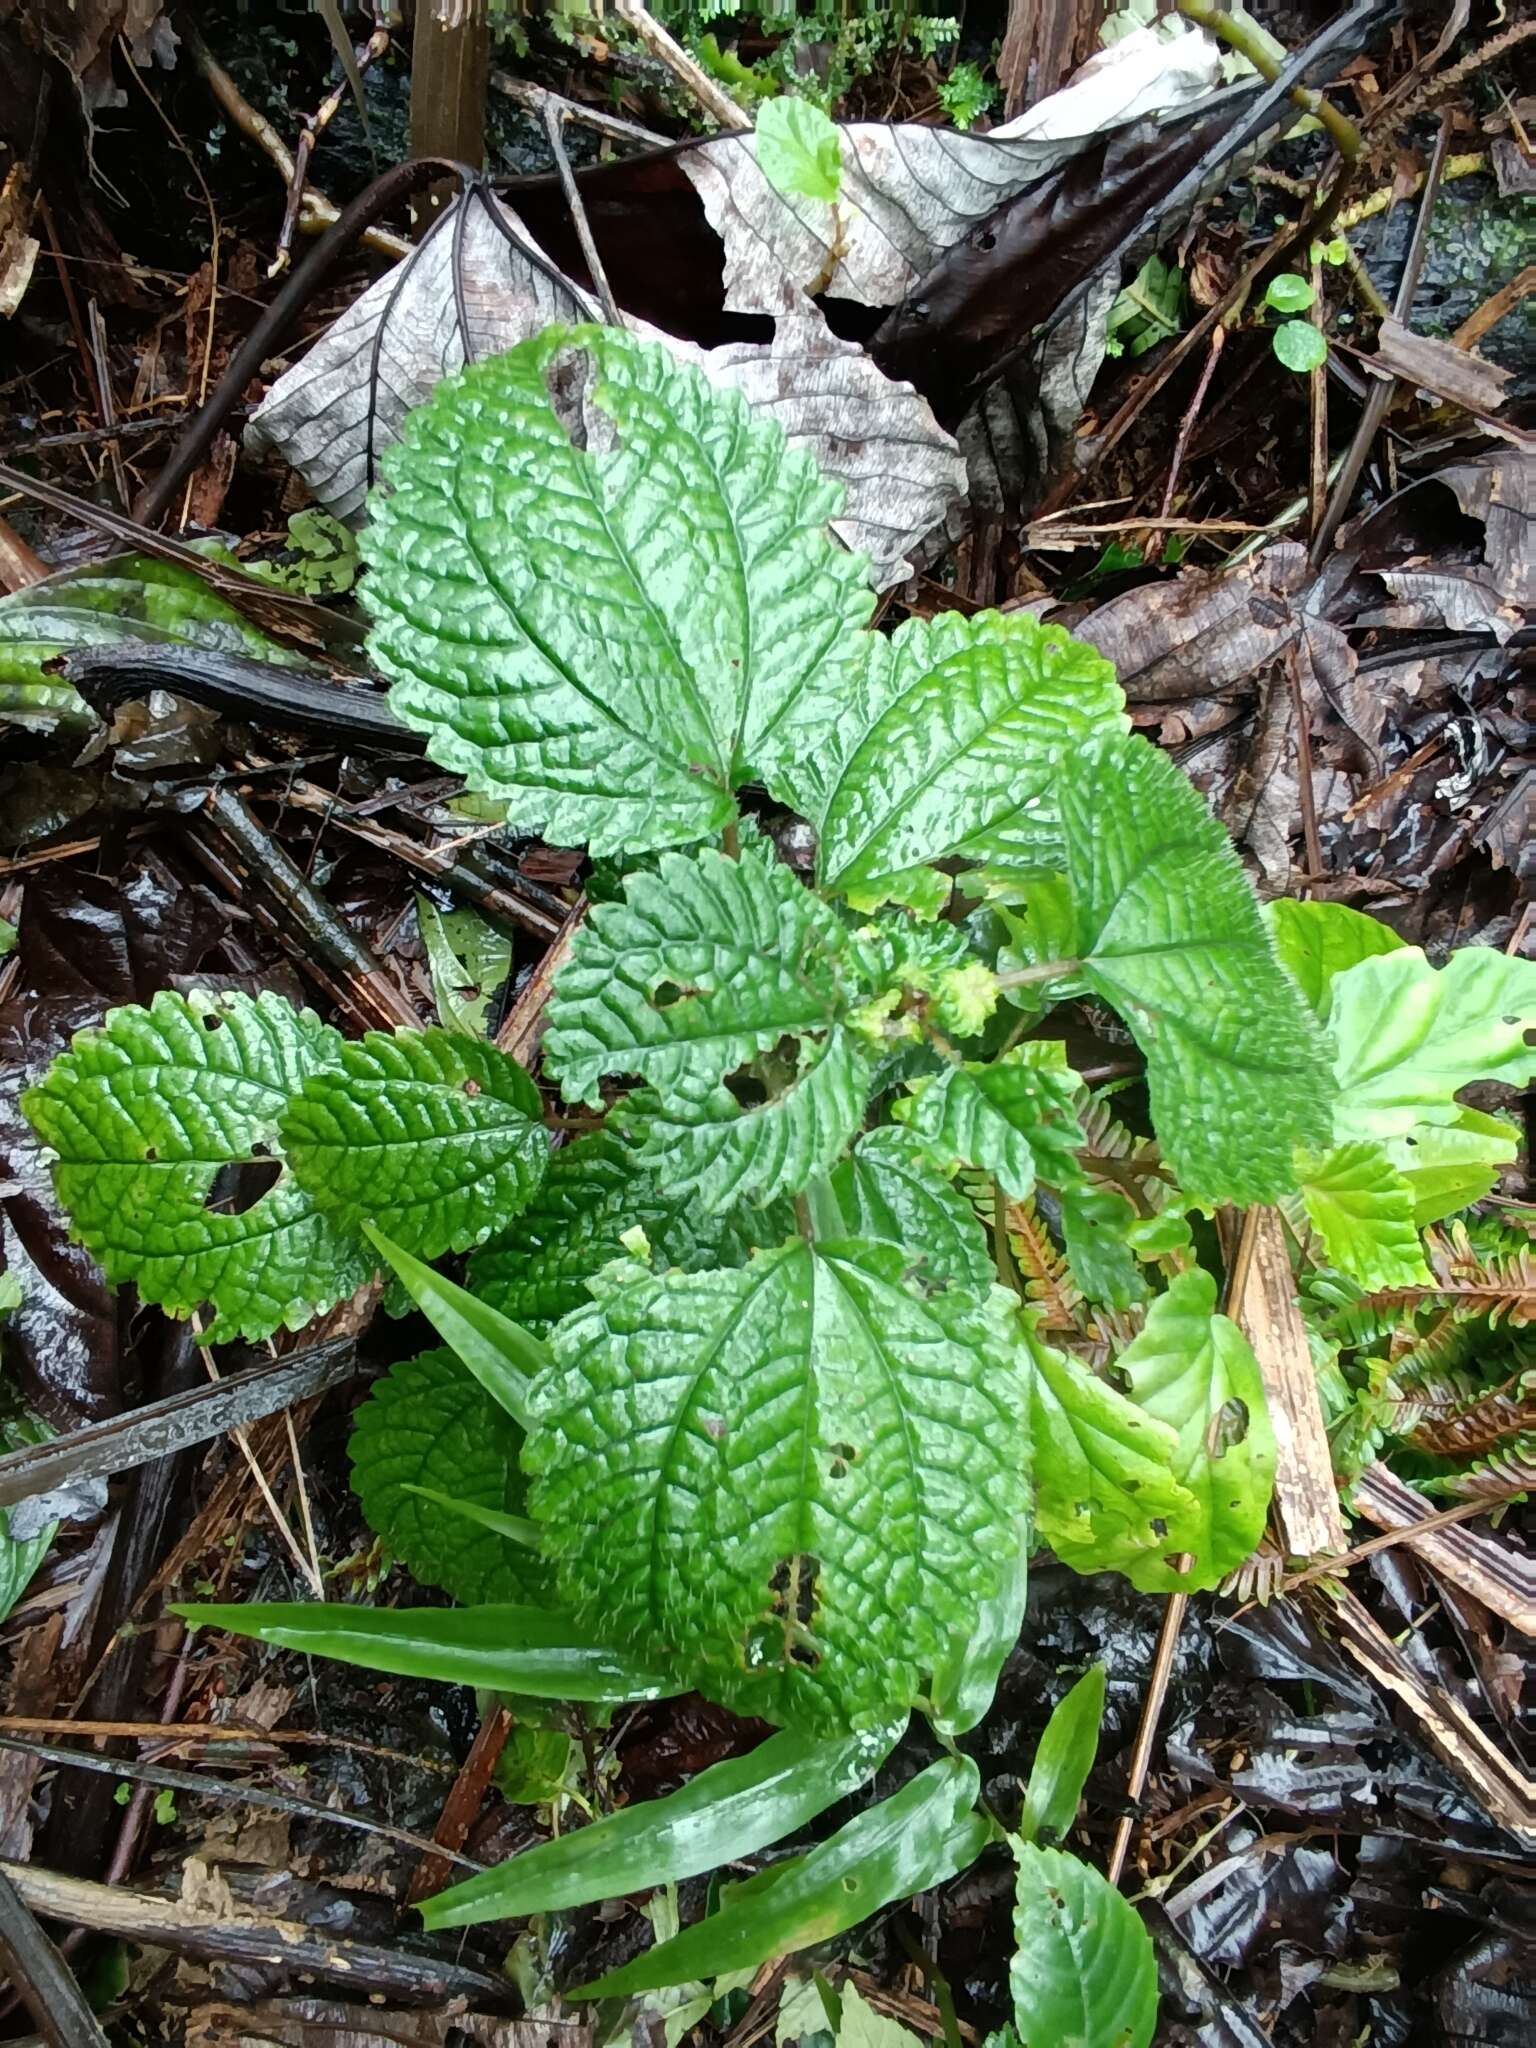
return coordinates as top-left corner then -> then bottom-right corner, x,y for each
992,957 -> 1081,993
1176,0 -> 1362,161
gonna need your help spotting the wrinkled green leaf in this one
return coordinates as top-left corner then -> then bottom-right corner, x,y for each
775,611 -> 1123,913
0,553 -> 309,732
361,324 -> 871,855
364,1225 -> 547,1429
416,894 -> 511,1038
571,1755 -> 987,1996
349,1349 -> 548,1605
1056,732 -> 1333,1204
174,1600 -> 674,1700
1059,1184 -> 1147,1310
421,1718 -> 901,1929
1009,1844 -> 1156,2048
620,1029 -> 872,1213
905,1058 -> 1085,1203
831,1126 -> 993,1292
1296,1141 -> 1430,1289
1265,898 -> 1404,1022
1117,1269 -> 1275,1593
526,1238 -> 1032,1730
280,1027 -> 546,1257
756,97 -> 843,203
1019,1666 -> 1106,1848
470,1132 -> 790,1331
1328,946 -> 1536,1142
544,834 -> 872,1106
1028,1325 -> 1196,1577
23,990 -> 372,1343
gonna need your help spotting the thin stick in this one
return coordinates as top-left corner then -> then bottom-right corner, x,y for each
1309,111 -> 1454,571
1284,641 -> 1324,881
614,0 -> 752,131
541,99 -> 622,325
85,299 -> 129,509
192,1325 -> 322,1599
33,193 -> 94,398
1107,1588 -> 1189,1885
1157,322 -> 1225,524
0,515 -> 47,593
491,72 -> 666,149
275,28 -> 392,275
0,1718 -> 455,1773
283,1408 -> 325,1599
0,1735 -> 483,1873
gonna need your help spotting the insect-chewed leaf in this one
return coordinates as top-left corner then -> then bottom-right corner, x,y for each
1327,946 -> 1536,1143
279,1027 -> 546,1257
348,1349 -> 551,1606
1295,1141 -> 1430,1289
1028,1324 -> 1196,1577
524,1239 -> 1032,1730
1057,732 -> 1333,1204
360,324 -> 872,856
1116,1268 -> 1275,1593
622,1028 -> 872,1212
773,610 -> 1123,913
470,1132 -> 791,1331
904,1058 -> 1085,1202
544,835 -> 870,1106
21,989 -> 372,1343
1009,1844 -> 1157,2048
831,1127 -> 993,1291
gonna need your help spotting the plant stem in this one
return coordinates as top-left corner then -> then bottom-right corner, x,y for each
1176,0 -> 1362,161
720,816 -> 740,859
992,957 -> 1081,993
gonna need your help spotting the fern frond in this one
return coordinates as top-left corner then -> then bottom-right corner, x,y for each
1419,1432 -> 1536,1501
1005,1196 -> 1087,1336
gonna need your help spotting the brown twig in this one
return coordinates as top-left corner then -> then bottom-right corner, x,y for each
1453,263 -> 1536,354
1156,322 -> 1225,524
84,298 -> 129,509
1284,641 -> 1325,881
1107,1588 -> 1189,1886
541,99 -> 622,325
0,1736 -> 485,1874
275,28 -> 392,275
490,72 -> 666,149
407,1705 -> 512,1904
497,898 -> 588,1063
614,0 -> 752,130
132,156 -> 465,528
183,21 -> 409,263
1308,111 -> 1455,572
33,192 -> 94,398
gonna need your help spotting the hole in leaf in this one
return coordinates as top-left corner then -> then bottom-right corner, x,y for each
202,1157 -> 282,1216
840,1875 -> 860,1894
1206,1397 -> 1249,1457
826,1440 -> 858,1479
725,1068 -> 769,1111
143,1146 -> 158,1162
769,1552 -> 822,1665
651,981 -> 706,1011
202,1013 -> 223,1032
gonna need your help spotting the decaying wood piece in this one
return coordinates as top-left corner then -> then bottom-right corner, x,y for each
1231,1206 -> 1349,1559
0,1339 -> 357,1510
0,1858 -> 516,2006
1370,315 -> 1513,416
0,1865 -> 110,2048
1352,1461 -> 1536,1636
1325,1587 -> 1536,1844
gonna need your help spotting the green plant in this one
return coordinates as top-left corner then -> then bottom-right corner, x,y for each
25,327 -> 1535,2020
